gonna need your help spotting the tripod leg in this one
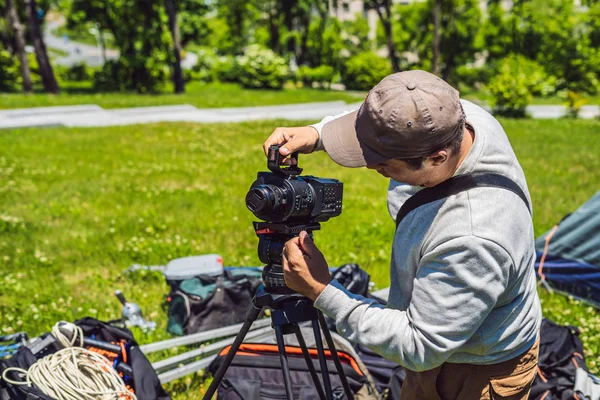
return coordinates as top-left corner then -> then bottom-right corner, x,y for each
318,311 -> 354,400
312,320 -> 334,400
202,302 -> 262,400
274,324 -> 295,400
294,326 -> 327,400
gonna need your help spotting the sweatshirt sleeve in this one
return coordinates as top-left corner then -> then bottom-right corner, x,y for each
314,235 -> 511,371
309,110 -> 356,151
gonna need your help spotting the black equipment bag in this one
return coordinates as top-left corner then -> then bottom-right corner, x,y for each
166,268 -> 263,335
0,318 -> 170,400
208,343 -> 373,399
530,318 -> 588,400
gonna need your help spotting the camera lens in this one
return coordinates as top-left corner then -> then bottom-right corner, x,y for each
246,178 -> 316,222
246,185 -> 285,216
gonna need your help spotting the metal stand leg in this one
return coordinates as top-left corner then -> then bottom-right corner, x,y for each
274,325 -> 295,400
312,320 -> 334,400
202,302 -> 262,399
295,327 -> 327,400
318,311 -> 354,399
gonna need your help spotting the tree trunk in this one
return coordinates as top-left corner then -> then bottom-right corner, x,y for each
432,0 -> 441,75
442,56 -> 453,82
6,0 -> 32,93
374,1 -> 400,73
25,0 -> 59,94
268,9 -> 280,54
282,0 -> 297,56
165,0 -> 185,93
296,11 -> 310,65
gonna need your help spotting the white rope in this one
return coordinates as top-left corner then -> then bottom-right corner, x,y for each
1,322 -> 136,400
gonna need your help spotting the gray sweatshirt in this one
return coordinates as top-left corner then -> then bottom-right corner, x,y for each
312,100 -> 542,371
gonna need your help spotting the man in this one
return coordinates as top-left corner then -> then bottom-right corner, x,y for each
263,70 -> 542,400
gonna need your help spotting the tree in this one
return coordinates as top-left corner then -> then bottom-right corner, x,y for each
342,14 -> 372,56
68,0 -> 172,92
389,0 -> 482,82
432,0 -> 441,75
366,0 -> 400,72
216,0 -> 254,54
305,17 -> 344,70
165,0 -> 184,93
510,0 -> 599,93
25,0 -> 59,93
437,0 -> 482,81
5,0 -> 32,92
254,0 -> 280,53
482,0 -> 513,63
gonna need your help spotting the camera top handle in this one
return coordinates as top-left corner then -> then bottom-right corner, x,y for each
268,145 -> 303,177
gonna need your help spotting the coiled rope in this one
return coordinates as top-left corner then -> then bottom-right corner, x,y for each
1,322 -> 136,400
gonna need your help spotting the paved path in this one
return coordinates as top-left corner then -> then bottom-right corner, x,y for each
0,101 -> 362,129
1,102 -> 598,130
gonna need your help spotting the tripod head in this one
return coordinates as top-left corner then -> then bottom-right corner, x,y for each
253,221 -> 321,294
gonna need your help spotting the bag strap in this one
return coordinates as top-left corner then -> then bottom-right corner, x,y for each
395,173 -> 531,228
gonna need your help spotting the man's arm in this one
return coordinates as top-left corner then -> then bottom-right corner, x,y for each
308,110 -> 356,152
314,236 -> 510,371
262,110 -> 356,161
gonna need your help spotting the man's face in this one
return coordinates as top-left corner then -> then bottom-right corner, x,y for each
366,159 -> 435,187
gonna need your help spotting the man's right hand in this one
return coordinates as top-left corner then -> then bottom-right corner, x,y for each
263,126 -> 320,165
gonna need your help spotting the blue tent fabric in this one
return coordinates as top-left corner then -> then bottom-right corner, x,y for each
535,191 -> 600,306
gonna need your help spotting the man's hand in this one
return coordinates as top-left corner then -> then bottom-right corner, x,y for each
282,231 -> 332,301
263,126 -> 319,165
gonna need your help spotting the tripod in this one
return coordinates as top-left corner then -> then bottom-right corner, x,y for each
202,285 -> 354,400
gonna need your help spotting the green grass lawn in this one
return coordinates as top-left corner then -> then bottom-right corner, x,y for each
0,118 -> 599,398
0,81 -> 364,110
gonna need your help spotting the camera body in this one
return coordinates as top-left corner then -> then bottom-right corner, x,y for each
246,172 -> 343,224
245,146 -> 343,293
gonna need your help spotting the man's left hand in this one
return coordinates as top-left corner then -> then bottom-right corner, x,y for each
282,231 -> 332,301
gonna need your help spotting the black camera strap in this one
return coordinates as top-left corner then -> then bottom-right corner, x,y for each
395,172 -> 531,228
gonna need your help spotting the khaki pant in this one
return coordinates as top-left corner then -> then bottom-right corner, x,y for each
401,339 -> 539,400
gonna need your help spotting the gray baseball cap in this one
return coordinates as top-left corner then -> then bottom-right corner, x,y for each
321,70 -> 465,167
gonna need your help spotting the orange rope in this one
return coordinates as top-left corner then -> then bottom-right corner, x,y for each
538,225 -> 559,283
537,366 -> 548,383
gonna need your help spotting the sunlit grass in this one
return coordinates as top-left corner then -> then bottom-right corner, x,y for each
0,117 -> 598,398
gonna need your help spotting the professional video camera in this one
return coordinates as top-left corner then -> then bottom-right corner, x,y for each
245,145 -> 343,293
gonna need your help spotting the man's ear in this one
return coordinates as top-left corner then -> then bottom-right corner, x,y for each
427,150 -> 449,166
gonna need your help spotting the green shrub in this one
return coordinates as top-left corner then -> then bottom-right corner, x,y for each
93,58 -> 168,93
236,45 -> 289,89
486,55 -> 556,118
56,62 -> 92,82
454,65 -> 492,89
562,91 -> 587,119
297,65 -> 336,89
486,56 -> 534,118
510,56 -> 557,97
187,48 -> 217,83
0,50 -> 22,92
213,56 -> 239,83
340,52 -> 391,91
93,61 -> 125,91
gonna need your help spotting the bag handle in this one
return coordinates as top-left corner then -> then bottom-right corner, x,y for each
395,173 -> 531,228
